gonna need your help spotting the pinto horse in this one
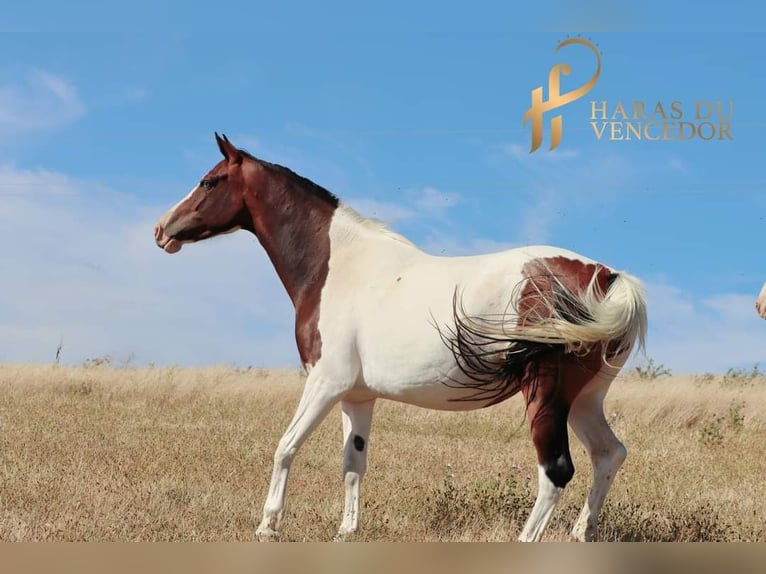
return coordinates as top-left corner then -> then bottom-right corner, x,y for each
154,133 -> 648,542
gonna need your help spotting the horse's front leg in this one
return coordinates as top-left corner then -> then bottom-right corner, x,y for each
256,370 -> 345,541
335,398 -> 376,540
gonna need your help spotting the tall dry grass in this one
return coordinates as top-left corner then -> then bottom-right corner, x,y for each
0,364 -> 764,541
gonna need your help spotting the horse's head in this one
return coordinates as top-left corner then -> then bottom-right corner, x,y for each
155,133 -> 251,254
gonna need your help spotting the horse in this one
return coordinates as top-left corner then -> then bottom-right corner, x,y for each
757,282 -> 766,319
154,133 -> 648,542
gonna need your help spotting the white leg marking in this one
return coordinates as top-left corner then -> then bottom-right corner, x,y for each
518,465 -> 564,542
335,399 -> 375,540
567,360 -> 627,542
256,371 -> 344,541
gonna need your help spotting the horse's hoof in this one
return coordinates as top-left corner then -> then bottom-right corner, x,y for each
570,527 -> 597,542
256,527 -> 280,542
333,528 -> 357,542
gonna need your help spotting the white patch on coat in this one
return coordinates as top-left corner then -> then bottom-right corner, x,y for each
315,203 -> 603,410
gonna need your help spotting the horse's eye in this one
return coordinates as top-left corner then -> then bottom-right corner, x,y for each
200,179 -> 215,190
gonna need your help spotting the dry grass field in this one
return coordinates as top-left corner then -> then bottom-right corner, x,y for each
0,363 -> 764,542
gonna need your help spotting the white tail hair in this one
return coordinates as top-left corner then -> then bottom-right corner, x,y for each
458,267 -> 648,361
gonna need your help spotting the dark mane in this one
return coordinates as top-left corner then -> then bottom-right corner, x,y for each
238,148 -> 340,207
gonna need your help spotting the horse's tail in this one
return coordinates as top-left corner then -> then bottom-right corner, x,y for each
439,264 -> 647,404
507,269 -> 647,360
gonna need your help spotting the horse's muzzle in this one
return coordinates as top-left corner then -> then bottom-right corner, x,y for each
154,222 -> 182,254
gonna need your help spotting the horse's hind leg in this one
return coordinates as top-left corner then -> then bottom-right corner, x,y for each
567,354 -> 629,542
518,369 -> 574,542
335,398 -> 375,540
256,369 -> 345,541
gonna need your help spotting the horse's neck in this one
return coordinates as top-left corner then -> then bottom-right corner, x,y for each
243,167 -> 337,311
242,163 -> 420,308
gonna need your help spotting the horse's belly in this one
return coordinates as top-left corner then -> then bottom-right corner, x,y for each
377,380 -> 506,411
351,281 -> 514,410
356,344 -> 507,411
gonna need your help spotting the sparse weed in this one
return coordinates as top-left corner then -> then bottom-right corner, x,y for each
599,500 -> 746,542
54,338 -> 63,366
426,465 -> 533,534
632,358 -> 672,380
699,415 -> 725,447
722,365 -> 762,387
728,401 -> 745,431
693,372 -> 717,385
82,355 -> 113,368
65,380 -> 95,396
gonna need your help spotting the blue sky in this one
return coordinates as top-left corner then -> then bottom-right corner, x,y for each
1,3 -> 764,373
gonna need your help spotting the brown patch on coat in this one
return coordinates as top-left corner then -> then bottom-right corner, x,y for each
155,134 -> 339,368
240,158 -> 338,368
517,256 -> 618,484
519,256 -> 614,325
521,346 -> 606,486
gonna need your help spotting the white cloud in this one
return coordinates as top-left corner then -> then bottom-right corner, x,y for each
515,189 -> 559,245
419,234 -> 518,256
345,186 -> 460,230
497,140 -> 634,244
0,163 -> 77,199
344,197 -> 415,223
413,186 -> 459,210
0,165 -> 297,367
637,280 -> 766,374
0,70 -> 86,135
227,130 -> 361,193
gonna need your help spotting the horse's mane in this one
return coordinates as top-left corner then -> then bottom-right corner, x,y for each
337,204 -> 417,247
239,147 -> 415,248
239,148 -> 340,207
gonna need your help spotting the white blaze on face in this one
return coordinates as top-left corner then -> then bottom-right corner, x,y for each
156,186 -> 198,254
163,186 -> 198,226
156,185 -> 245,254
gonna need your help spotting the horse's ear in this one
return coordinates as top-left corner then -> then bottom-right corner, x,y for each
214,132 -> 242,165
215,132 -> 227,158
